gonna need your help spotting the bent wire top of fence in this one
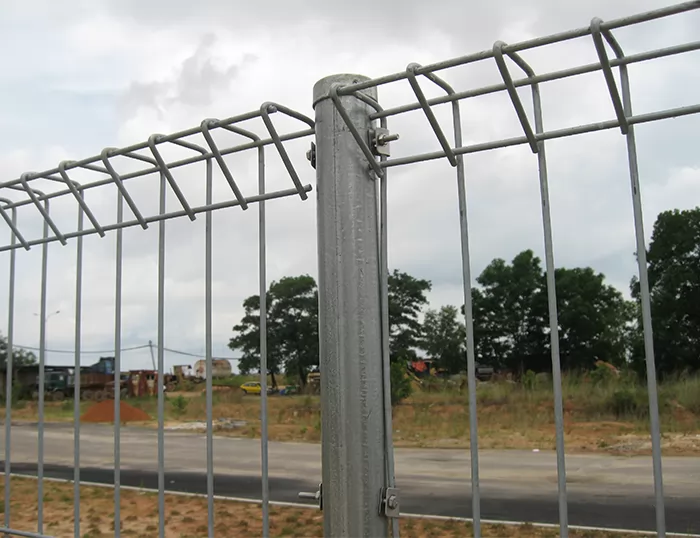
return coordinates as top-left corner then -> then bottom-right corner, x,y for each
1,1 -> 699,538
0,103 -> 314,251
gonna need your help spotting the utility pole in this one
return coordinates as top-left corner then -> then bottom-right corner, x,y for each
313,74 -> 390,537
148,340 -> 156,371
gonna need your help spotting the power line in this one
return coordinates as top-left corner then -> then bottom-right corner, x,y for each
11,342 -> 240,362
12,343 -> 150,354
161,346 -> 240,362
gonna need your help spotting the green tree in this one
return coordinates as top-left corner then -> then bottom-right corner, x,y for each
0,334 -> 37,369
554,267 -> 633,370
422,305 -> 466,375
388,270 -> 431,362
230,269 -> 432,379
472,250 -> 632,374
229,275 -> 318,387
473,250 -> 548,373
630,207 -> 700,375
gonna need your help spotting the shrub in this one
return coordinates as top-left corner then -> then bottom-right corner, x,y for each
170,394 -> 189,416
607,388 -> 648,419
522,370 -> 538,391
589,362 -> 618,386
390,362 -> 412,406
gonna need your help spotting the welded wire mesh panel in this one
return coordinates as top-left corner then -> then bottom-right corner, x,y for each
0,105 -> 314,538
313,2 -> 699,537
0,2 -> 698,538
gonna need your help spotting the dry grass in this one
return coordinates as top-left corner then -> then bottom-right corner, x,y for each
4,374 -> 699,455
0,476 -> 659,537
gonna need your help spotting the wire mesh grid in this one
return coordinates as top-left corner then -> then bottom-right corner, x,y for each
0,1 -> 699,537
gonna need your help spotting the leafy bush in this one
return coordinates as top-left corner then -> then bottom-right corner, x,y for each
390,362 -> 412,406
589,362 -> 618,386
521,370 -> 538,391
170,394 -> 189,416
607,388 -> 648,419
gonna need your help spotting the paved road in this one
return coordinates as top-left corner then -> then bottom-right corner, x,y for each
1,423 -> 698,533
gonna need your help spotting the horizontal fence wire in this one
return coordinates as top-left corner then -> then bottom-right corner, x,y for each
314,3 -> 700,538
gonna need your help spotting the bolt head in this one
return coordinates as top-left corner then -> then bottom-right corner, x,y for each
387,495 -> 398,509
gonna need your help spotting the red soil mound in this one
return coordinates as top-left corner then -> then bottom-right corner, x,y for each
80,400 -> 151,423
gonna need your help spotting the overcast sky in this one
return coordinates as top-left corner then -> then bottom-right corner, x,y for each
0,0 -> 698,373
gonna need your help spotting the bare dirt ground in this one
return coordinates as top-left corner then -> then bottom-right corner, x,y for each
1,477 -> 663,537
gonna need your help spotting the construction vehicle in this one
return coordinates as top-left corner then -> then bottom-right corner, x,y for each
306,370 -> 321,394
32,357 -> 129,401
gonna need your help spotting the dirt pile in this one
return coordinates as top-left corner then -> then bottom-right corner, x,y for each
80,400 -> 151,423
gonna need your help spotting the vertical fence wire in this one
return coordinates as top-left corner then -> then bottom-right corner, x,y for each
599,24 -> 668,537
74,196 -> 84,538
530,64 -> 569,538
351,89 -> 401,538
114,190 -> 123,537
205,158 -> 215,537
258,145 -> 270,537
3,202 -> 16,533
375,111 -> 400,538
493,43 -> 571,535
157,172 -> 166,538
451,100 -> 483,538
37,207 -> 49,536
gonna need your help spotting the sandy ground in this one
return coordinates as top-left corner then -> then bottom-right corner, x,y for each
1,476 -> 661,537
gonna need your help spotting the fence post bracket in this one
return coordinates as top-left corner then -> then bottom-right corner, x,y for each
371,127 -> 399,157
380,486 -> 400,518
298,483 -> 323,511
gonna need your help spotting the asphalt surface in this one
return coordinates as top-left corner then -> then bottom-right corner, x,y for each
1,422 -> 698,533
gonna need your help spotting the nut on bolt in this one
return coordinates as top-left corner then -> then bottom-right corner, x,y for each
306,142 -> 316,169
377,133 -> 400,145
387,495 -> 398,510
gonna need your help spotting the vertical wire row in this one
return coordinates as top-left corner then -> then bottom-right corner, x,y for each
258,145 -> 270,537
590,19 -> 667,536
205,158 -> 215,536
114,190 -> 124,537
157,172 -> 166,538
73,195 -> 85,538
3,201 -> 17,532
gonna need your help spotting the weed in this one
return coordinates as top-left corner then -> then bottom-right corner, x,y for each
170,395 -> 189,416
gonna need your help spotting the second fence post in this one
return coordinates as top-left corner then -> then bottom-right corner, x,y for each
313,74 -> 390,538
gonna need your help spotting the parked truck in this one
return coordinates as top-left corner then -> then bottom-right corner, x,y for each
32,357 -> 129,401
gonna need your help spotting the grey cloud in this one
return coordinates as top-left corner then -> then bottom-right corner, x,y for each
119,33 -> 256,119
1,0 -> 698,373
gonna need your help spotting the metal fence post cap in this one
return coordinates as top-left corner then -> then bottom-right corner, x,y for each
312,74 -> 376,108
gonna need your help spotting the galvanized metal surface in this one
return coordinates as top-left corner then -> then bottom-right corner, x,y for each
313,74 -> 390,537
0,2 -> 698,537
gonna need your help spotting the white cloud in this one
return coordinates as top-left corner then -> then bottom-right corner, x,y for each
0,0 -> 698,373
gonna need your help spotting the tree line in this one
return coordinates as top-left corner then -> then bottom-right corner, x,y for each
228,207 -> 700,384
1,208 -> 697,383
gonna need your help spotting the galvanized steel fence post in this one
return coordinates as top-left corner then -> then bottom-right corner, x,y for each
313,74 -> 391,538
